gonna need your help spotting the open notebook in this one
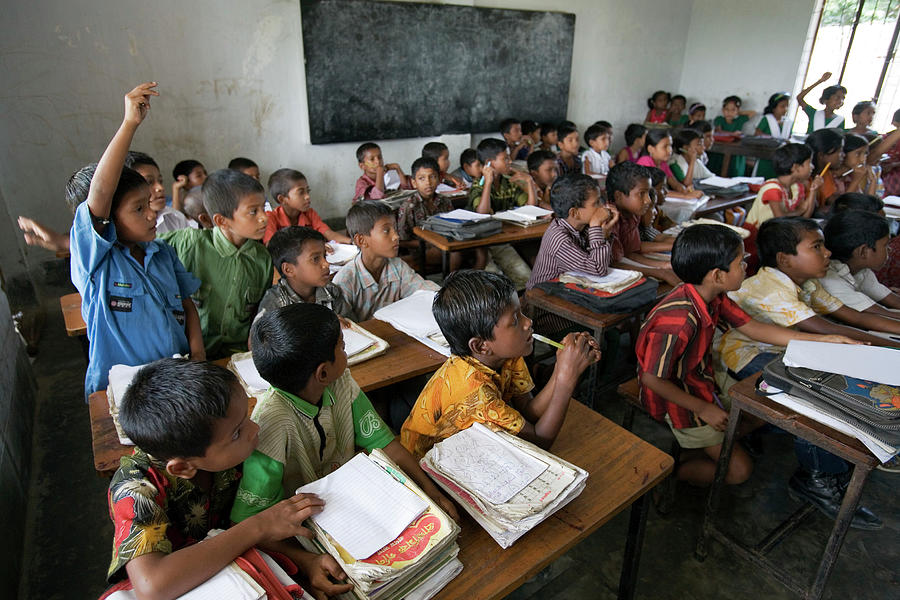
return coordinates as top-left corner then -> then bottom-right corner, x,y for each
373,291 -> 450,356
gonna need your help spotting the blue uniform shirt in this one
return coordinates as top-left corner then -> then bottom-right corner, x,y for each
70,202 -> 201,397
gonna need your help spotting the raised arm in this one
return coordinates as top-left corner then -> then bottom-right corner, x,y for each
797,72 -> 831,110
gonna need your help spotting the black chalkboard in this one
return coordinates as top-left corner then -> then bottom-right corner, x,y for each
300,0 -> 575,144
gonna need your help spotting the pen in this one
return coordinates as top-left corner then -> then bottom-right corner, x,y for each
478,161 -> 492,186
533,333 -> 564,349
819,163 -> 830,178
383,464 -> 407,484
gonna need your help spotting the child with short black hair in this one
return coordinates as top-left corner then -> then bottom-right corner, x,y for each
527,173 -> 617,289
161,169 -> 272,359
645,90 -> 669,124
258,226 -> 351,320
667,94 -> 688,127
671,128 -> 714,185
354,142 -> 411,201
556,124 -> 582,176
469,138 -> 537,288
539,121 -> 559,153
745,143 -> 819,228
72,83 -> 204,396
228,156 -> 260,181
688,119 -> 714,166
521,120 -> 541,158
106,358 -> 348,598
397,157 -> 462,270
401,270 -> 600,457
182,187 -> 213,229
798,71 -> 846,132
126,151 -> 192,234
639,225 -> 858,486
332,200 -> 438,321
582,123 -> 613,182
422,141 -> 465,188
232,304 -> 458,523
500,117 -> 529,160
263,168 -> 350,245
607,162 -> 680,286
528,149 -> 559,208
451,148 -> 482,188
820,210 -> 900,313
616,124 -> 647,164
835,133 -> 878,197
171,158 -> 207,212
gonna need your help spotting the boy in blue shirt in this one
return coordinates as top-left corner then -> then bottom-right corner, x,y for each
70,82 -> 204,396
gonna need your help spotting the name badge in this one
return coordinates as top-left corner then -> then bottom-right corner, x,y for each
110,296 -> 133,312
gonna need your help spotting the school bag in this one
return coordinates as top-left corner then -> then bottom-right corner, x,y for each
761,355 -> 900,447
535,277 -> 659,314
421,214 -> 503,241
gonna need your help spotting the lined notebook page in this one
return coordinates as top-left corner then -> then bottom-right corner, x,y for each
298,454 -> 428,560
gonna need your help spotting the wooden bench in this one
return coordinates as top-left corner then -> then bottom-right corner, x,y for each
618,377 -> 680,514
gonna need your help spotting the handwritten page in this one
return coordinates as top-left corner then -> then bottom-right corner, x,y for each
232,355 -> 271,393
298,454 -> 428,560
783,341 -> 900,386
429,423 -> 548,504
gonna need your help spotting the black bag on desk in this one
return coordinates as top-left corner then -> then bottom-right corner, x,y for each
761,355 -> 900,447
421,215 -> 503,241
535,278 -> 659,314
695,182 -> 750,198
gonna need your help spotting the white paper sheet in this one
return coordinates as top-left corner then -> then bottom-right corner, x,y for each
298,454 -> 428,560
731,176 -> 765,185
343,327 -> 375,357
429,423 -> 548,504
373,290 -> 440,337
232,355 -> 271,393
699,176 -> 741,188
563,268 -> 641,286
436,208 -> 492,222
383,169 -> 402,190
325,242 -> 359,265
107,364 -> 144,409
783,341 -> 900,386
436,183 -> 459,194
882,195 -> 900,208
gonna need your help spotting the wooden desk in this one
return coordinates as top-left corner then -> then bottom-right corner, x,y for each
695,376 -> 878,600
434,400 -> 674,600
711,140 -> 783,177
413,222 -> 548,277
61,292 -> 86,336
88,320 -> 446,475
692,193 -> 756,219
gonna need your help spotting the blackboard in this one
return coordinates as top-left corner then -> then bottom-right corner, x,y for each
300,0 -> 575,144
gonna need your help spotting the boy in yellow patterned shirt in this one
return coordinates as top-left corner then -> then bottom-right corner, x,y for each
400,270 -> 600,458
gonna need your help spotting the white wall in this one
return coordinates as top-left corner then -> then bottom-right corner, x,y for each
0,0 -> 814,287
677,0 -> 816,129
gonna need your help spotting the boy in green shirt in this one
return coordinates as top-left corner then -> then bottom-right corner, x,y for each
231,303 -> 458,523
161,169 -> 272,358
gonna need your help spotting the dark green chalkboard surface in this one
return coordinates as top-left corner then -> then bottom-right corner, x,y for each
301,0 -> 575,144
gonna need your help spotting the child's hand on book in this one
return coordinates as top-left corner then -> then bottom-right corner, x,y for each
255,492 -> 324,541
817,334 -> 868,346
435,492 -> 460,522
698,404 -> 728,431
123,82 -> 158,126
294,552 -> 354,600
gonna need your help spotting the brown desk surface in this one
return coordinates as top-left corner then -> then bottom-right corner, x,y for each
89,320 -> 446,475
728,376 -> 877,468
692,193 -> 756,218
710,140 -> 782,161
524,288 -> 633,331
433,400 -> 674,600
412,221 -> 548,252
61,292 -> 86,337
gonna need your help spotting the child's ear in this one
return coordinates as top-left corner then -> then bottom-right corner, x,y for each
775,251 -> 791,271
568,206 -> 579,220
468,336 -> 490,356
854,244 -> 870,260
613,190 -> 625,206
314,361 -> 331,384
166,458 -> 198,480
212,213 -> 229,229
280,261 -> 294,277
352,232 -> 367,248
276,193 -> 288,205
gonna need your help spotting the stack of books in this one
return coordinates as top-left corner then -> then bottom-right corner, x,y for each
491,205 -> 553,227
421,423 -> 588,548
373,291 -> 450,356
297,450 -> 462,600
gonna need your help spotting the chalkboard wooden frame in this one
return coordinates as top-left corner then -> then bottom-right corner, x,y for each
300,0 -> 575,144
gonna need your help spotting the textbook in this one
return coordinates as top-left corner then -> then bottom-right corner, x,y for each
491,205 -> 553,227
421,423 -> 588,548
297,449 -> 461,600
373,291 -> 451,356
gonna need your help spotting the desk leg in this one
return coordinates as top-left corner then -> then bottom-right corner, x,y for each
586,325 -> 603,409
418,238 -> 427,275
808,466 -> 871,600
695,404 -> 742,561
442,250 -> 450,279
617,491 -> 650,600
720,153 -> 732,177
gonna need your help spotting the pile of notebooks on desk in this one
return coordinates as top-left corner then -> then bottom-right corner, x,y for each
421,423 -> 588,548
297,450 -> 462,600
491,205 -> 553,227
373,291 -> 450,356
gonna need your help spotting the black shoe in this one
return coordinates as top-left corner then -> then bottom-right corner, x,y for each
787,469 -> 883,531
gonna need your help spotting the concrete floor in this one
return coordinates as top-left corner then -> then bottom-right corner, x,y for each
17,285 -> 900,599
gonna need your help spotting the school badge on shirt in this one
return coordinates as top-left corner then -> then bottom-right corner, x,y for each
109,296 -> 133,312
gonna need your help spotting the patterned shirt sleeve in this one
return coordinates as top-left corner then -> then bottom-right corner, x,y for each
351,389 -> 395,451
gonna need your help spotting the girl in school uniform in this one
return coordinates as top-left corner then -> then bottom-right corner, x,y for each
807,128 -> 845,213
636,129 -> 702,198
645,91 -> 670,124
834,133 -> 878,197
670,128 -> 714,185
667,95 -> 688,127
685,103 -> 707,129
616,124 -> 647,164
753,92 -> 794,178
713,96 -> 757,176
848,101 -> 878,137
798,71 -> 846,133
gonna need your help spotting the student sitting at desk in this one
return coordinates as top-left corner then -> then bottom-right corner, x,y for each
607,161 -> 680,286
263,168 -> 351,245
468,137 -> 537,289
712,95 -> 756,177
526,173 -> 617,289
500,117 -> 530,162
400,270 -> 600,458
332,200 -> 438,322
528,149 -> 559,209
353,142 -> 411,202
161,168 -> 272,359
422,141 -> 466,189
635,129 -> 702,199
18,162 -> 97,255
670,128 -> 714,186
538,121 -> 559,153
582,123 -> 613,183
806,128 -> 845,213
171,158 -> 207,212
125,151 -> 192,234
397,157 -> 461,271
645,90 -> 670,125
106,359 -> 345,599
667,94 -> 688,127
231,303 -> 458,524
833,134 -> 878,197
745,143 -> 819,230
638,225 -> 858,487
256,226 -> 351,321
451,148 -> 482,189
617,124 -> 647,165
555,124 -> 583,177
753,92 -> 794,179
640,167 -> 676,245
71,83 -> 204,396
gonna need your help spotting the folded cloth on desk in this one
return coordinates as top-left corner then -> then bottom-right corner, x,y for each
374,291 -> 451,356
297,449 -> 461,600
421,423 -> 587,548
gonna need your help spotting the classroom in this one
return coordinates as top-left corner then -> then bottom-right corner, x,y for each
1,0 -> 899,599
